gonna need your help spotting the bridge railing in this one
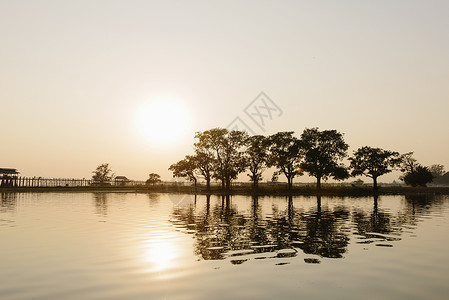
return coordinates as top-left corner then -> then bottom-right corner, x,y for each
0,176 -> 149,188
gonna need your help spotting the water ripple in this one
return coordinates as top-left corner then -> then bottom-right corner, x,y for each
1,193 -> 449,299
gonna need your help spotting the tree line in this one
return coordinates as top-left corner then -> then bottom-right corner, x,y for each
91,163 -> 161,186
169,127 -> 445,192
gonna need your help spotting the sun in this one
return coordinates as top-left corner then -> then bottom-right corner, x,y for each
135,96 -> 192,146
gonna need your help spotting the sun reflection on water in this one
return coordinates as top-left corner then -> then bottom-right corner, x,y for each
146,238 -> 178,272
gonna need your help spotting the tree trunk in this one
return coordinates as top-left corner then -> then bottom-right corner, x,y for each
317,176 -> 321,191
206,178 -> 211,193
373,176 -> 378,191
226,177 -> 231,192
221,178 -> 225,191
251,172 -> 258,191
253,177 -> 258,191
287,177 -> 292,191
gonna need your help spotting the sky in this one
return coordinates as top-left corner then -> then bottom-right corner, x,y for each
1,0 -> 448,183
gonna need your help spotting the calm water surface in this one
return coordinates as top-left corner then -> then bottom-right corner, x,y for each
1,192 -> 449,299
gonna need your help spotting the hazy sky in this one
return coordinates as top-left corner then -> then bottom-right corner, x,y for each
1,0 -> 448,183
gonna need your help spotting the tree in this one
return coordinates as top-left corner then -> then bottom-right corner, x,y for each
146,173 -> 162,186
402,166 -> 434,187
429,164 -> 445,178
349,146 -> 401,191
194,150 -> 214,192
300,128 -> 349,190
194,128 -> 228,190
194,128 -> 248,192
399,152 -> 419,173
245,135 -> 269,190
222,130 -> 249,190
169,155 -> 198,189
92,163 -> 114,185
399,152 -> 434,187
267,131 -> 302,191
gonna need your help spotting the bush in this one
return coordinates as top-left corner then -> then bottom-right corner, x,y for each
402,166 -> 434,187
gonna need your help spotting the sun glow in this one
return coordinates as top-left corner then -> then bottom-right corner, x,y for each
146,239 -> 178,272
135,96 -> 192,146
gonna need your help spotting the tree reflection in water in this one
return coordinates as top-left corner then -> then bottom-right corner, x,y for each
93,193 -> 108,217
171,195 -> 351,261
403,194 -> 445,218
170,194 -> 443,263
296,196 -> 350,258
352,195 -> 399,245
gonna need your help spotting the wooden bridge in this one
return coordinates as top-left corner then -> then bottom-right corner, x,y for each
0,168 -> 146,188
0,169 -> 92,187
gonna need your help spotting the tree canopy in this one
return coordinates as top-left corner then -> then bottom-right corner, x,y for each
92,163 -> 114,185
194,128 -> 227,189
349,146 -> 401,190
429,164 -> 445,178
402,166 -> 434,187
169,155 -> 198,188
193,150 -> 214,192
398,153 -> 434,187
168,127 -> 440,193
194,128 -> 248,191
300,128 -> 349,190
146,173 -> 162,185
267,131 -> 302,190
245,135 -> 269,189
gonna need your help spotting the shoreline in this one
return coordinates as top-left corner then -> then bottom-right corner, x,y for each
2,185 -> 449,196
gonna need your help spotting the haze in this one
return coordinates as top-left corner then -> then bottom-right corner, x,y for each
1,0 -> 448,182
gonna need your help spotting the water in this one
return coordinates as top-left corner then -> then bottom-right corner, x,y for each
1,192 -> 449,299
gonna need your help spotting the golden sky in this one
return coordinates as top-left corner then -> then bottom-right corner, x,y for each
1,0 -> 448,182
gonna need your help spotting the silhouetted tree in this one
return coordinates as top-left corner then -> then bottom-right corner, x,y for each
194,128 -> 228,190
399,152 -> 434,187
429,164 -> 445,178
399,152 -> 419,173
146,173 -> 161,185
300,128 -> 349,190
92,163 -> 114,185
194,150 -> 214,192
349,146 -> 401,191
245,135 -> 269,190
402,165 -> 434,187
169,155 -> 198,189
223,130 -> 249,190
194,128 -> 248,192
267,131 -> 302,191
